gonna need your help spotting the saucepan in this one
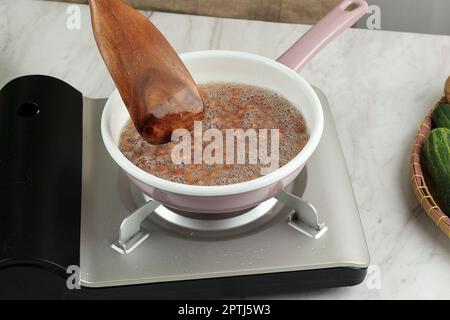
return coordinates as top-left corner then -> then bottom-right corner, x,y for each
101,0 -> 368,213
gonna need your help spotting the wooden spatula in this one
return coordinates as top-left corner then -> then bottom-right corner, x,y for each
89,0 -> 204,145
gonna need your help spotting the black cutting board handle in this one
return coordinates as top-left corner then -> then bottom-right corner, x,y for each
0,75 -> 82,298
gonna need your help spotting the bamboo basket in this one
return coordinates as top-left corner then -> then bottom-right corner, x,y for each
411,96 -> 450,238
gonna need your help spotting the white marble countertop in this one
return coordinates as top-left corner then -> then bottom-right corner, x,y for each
1,0 -> 450,299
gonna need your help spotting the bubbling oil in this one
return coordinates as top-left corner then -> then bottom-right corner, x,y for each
119,83 -> 309,185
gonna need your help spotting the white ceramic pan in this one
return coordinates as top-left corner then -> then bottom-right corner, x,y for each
101,0 -> 368,213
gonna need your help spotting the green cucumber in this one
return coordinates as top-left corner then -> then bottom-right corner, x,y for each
424,128 -> 450,215
432,103 -> 450,129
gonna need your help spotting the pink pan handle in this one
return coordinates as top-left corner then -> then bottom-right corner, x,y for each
277,0 -> 368,72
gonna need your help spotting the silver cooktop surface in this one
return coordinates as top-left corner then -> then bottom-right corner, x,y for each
79,87 -> 370,288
